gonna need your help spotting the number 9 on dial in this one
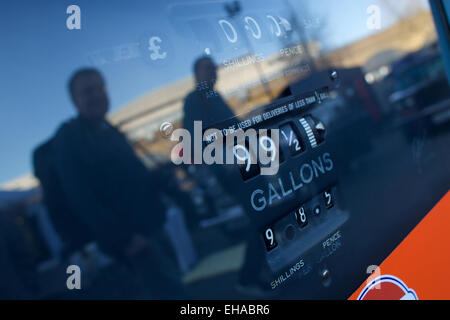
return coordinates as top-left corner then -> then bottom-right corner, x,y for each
263,227 -> 278,251
233,142 -> 260,181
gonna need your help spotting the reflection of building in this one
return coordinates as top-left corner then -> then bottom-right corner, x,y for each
108,11 -> 436,156
109,44 -> 318,142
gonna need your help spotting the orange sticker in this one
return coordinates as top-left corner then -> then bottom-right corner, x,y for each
350,191 -> 450,300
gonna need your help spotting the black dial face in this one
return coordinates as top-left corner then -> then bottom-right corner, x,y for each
280,123 -> 304,156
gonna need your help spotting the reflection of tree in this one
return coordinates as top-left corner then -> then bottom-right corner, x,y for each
379,0 -> 424,20
378,0 -> 427,35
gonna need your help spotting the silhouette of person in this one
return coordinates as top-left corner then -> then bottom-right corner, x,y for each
183,58 -> 272,297
181,57 -> 240,215
183,56 -> 235,136
52,68 -> 183,298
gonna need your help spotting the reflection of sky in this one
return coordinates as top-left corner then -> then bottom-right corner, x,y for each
0,0 -> 430,184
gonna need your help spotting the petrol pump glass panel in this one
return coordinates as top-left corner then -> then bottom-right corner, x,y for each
0,0 -> 449,299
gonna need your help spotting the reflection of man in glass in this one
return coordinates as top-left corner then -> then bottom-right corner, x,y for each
183,56 -> 235,136
182,57 -> 236,199
52,68 -> 182,298
55,68 -> 161,257
183,58 -> 272,297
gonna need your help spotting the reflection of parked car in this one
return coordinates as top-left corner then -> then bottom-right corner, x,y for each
388,47 -> 450,136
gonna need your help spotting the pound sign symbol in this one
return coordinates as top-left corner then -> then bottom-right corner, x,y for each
148,36 -> 167,61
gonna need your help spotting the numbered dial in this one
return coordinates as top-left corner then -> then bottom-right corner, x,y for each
263,227 -> 278,251
294,206 -> 308,228
323,190 -> 334,209
233,134 -> 281,181
233,140 -> 260,181
280,123 -> 304,156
